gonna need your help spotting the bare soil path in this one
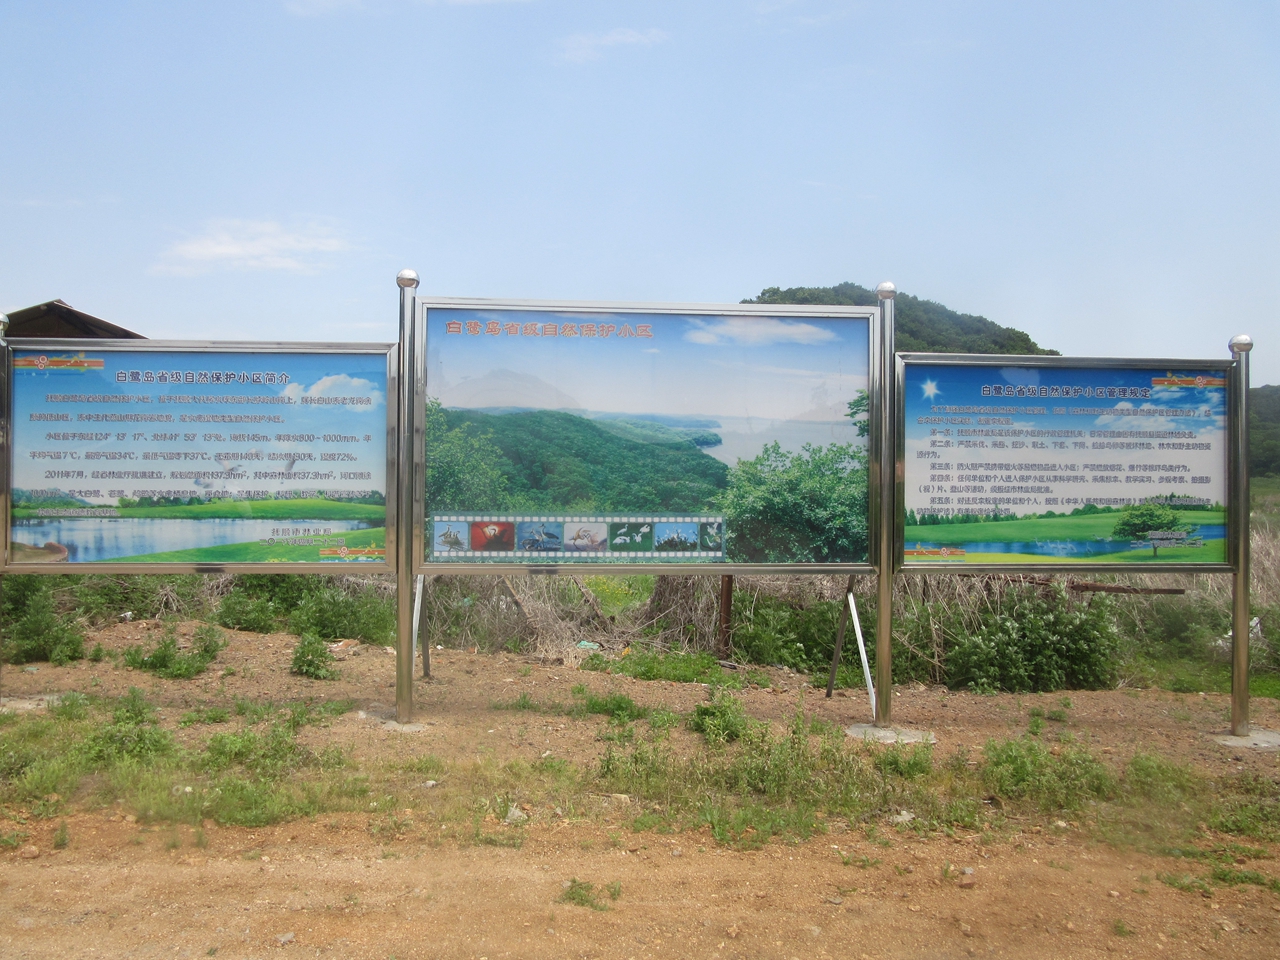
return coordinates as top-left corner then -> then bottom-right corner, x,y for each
3,622 -> 1280,959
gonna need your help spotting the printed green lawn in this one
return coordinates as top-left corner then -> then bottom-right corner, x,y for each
111,526 -> 386,563
905,511 -> 1224,545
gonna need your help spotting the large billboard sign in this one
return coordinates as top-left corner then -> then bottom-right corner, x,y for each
416,300 -> 876,572
898,355 -> 1231,570
5,341 -> 395,571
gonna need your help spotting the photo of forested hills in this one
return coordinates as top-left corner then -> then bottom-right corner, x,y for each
429,405 -> 728,515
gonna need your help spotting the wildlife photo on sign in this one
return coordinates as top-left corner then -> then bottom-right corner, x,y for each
423,306 -> 871,565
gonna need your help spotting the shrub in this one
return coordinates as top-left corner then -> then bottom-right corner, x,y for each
946,586 -> 1118,693
730,592 -> 848,674
287,586 -> 394,644
291,633 -> 339,680
216,592 -> 279,633
2,580 -> 84,666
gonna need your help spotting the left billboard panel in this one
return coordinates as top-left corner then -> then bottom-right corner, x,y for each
7,343 -> 394,569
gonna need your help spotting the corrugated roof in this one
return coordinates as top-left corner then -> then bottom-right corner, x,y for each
4,300 -> 145,339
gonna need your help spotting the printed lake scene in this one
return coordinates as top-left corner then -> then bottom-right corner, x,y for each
901,362 -> 1229,565
424,307 -> 872,564
9,349 -> 389,564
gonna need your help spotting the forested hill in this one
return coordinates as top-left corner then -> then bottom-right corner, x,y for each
745,281 -> 1058,355
443,408 -> 728,513
1251,384 -> 1280,477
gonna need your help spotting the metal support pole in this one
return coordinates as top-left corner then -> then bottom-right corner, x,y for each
1229,334 -> 1252,737
874,282 -> 896,726
395,270 -> 419,723
718,575 -> 733,658
1,316 -> 8,710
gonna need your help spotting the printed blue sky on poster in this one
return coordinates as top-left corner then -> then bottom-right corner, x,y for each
426,309 -> 869,430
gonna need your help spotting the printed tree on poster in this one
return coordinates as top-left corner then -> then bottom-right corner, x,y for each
1111,503 -> 1191,558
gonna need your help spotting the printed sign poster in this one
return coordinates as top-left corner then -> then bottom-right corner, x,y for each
424,308 -> 870,564
9,349 -> 389,565
901,362 -> 1229,565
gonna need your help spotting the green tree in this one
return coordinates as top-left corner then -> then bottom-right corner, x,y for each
846,389 -> 870,438
424,398 -> 510,512
716,442 -> 868,563
1111,503 -> 1190,558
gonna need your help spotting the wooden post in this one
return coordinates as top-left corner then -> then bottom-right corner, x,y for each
718,575 -> 734,658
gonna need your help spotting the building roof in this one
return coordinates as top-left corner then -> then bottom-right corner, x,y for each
3,299 -> 145,339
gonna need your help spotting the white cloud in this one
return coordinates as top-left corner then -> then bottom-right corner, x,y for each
683,317 -> 839,347
283,373 -> 385,410
561,28 -> 667,63
152,220 -> 349,276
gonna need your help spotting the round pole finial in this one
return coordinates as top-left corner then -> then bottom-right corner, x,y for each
876,281 -> 896,300
1229,334 -> 1253,354
396,269 -> 420,289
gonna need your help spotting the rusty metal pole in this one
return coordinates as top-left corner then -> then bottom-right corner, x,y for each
718,574 -> 733,659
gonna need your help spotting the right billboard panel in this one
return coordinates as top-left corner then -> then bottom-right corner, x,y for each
900,356 -> 1231,568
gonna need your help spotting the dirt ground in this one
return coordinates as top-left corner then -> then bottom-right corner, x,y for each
3,620 -> 1280,959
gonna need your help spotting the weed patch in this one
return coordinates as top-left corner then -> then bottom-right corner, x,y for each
290,632 -> 339,680
583,650 -> 743,688
124,625 -> 224,680
558,878 -> 609,911
568,686 -> 648,723
689,692 -> 753,744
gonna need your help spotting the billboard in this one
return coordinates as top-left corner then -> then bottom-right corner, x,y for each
5,342 -> 395,571
418,300 -> 875,571
899,355 -> 1231,569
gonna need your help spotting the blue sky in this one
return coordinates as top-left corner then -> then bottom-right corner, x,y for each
2,2 -> 1276,384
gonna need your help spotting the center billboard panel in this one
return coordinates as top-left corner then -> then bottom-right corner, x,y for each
418,300 -> 875,571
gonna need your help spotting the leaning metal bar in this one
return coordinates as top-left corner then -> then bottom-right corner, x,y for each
396,270 -> 420,723
1229,334 -> 1253,736
875,282 -> 896,726
850,591 -> 876,719
411,572 -> 424,670
826,573 -> 856,698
